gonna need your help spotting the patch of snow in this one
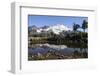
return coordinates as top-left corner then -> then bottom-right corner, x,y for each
37,24 -> 72,34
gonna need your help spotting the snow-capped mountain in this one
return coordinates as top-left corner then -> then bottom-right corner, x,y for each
36,24 -> 72,34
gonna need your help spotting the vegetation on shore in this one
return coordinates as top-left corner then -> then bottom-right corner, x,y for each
28,49 -> 88,60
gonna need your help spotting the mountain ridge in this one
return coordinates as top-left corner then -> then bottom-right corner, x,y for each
29,24 -> 72,34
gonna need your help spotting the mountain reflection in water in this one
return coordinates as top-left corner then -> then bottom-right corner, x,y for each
28,43 -> 87,56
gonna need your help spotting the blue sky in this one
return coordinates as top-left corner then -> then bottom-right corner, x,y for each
28,15 -> 88,28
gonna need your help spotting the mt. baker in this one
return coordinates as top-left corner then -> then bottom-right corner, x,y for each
36,24 -> 72,34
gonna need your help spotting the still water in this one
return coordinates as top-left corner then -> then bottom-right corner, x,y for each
28,43 -> 87,56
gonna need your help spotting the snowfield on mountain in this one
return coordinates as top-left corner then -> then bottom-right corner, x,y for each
36,24 -> 72,34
